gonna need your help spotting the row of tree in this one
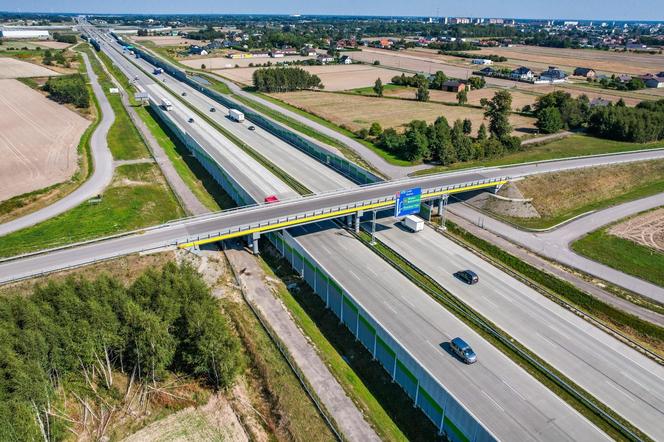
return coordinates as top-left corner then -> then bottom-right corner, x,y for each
367,90 -> 520,164
252,66 -> 323,92
42,74 -> 89,108
52,32 -> 77,44
0,263 -> 243,441
534,90 -> 664,143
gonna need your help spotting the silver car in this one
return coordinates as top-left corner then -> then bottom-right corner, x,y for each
450,337 -> 477,364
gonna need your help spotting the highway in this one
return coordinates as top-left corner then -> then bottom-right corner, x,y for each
291,221 -> 608,441
374,216 -> 664,440
0,52 -> 115,237
449,193 -> 664,303
3,28 -> 661,439
99,32 -> 354,194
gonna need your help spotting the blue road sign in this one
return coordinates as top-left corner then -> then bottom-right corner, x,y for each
395,187 -> 422,217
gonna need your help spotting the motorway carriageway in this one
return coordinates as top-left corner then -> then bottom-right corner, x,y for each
105,32 -> 610,440
108,36 -> 663,439
374,216 -> 664,441
7,30 -> 605,440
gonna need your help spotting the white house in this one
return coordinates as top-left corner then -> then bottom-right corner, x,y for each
510,66 -> 534,81
339,55 -> 352,64
471,58 -> 493,65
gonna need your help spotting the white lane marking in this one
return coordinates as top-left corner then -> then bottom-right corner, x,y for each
383,301 -> 398,314
482,390 -> 505,412
349,270 -> 360,280
605,381 -> 635,402
502,379 -> 526,401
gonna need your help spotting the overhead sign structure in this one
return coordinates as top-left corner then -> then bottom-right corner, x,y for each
134,92 -> 149,101
394,187 -> 422,217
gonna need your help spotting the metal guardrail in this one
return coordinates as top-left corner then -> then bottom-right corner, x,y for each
357,230 -> 644,442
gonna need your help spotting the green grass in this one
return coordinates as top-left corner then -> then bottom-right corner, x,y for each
82,47 -> 150,160
502,178 -> 664,230
259,245 -> 441,442
197,73 -> 232,94
223,297 -> 337,441
413,135 -> 664,176
0,163 -> 184,258
349,84 -> 405,96
572,223 -> 664,288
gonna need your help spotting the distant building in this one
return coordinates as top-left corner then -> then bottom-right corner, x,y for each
339,55 -> 353,64
317,54 -> 334,64
472,59 -> 493,65
270,50 -> 285,58
573,67 -> 596,79
479,67 -> 496,76
0,28 -> 49,39
617,74 -> 632,83
441,80 -> 467,92
301,47 -> 317,56
645,76 -> 664,88
539,66 -> 567,83
188,46 -> 208,56
510,66 -> 534,81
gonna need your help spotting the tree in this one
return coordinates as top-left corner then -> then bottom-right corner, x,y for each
428,116 -> 452,162
452,120 -> 473,162
467,76 -> 486,90
536,107 -> 564,134
401,120 -> 430,161
373,77 -> 384,97
377,128 -> 405,153
369,122 -> 383,137
462,118 -> 472,135
201,63 -> 206,69
457,89 -> 468,105
429,71 -> 448,90
484,90 -> 512,140
416,81 -> 429,102
373,60 -> 380,65
477,123 -> 488,141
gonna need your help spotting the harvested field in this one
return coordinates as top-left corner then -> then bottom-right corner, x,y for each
219,63 -> 399,90
131,35 -> 201,46
0,79 -> 89,201
477,45 -> 664,76
28,40 -> 72,50
0,56 -> 61,78
186,55 -> 314,69
609,207 -> 664,253
384,85 -> 539,109
271,90 -> 536,135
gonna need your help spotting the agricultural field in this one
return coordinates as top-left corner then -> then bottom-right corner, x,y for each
132,35 -> 202,46
381,85 -> 540,109
0,78 -> 90,202
219,63 -> 398,90
0,40 -> 71,50
476,45 -> 664,76
608,207 -> 664,253
0,56 -> 61,77
270,90 -> 536,135
184,54 -> 314,69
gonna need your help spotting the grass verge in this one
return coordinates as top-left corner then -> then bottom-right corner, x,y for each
0,163 -> 184,258
493,159 -> 664,230
413,135 -> 664,177
259,242 -> 443,442
572,224 -> 664,289
355,228 -> 651,442
223,297 -> 336,441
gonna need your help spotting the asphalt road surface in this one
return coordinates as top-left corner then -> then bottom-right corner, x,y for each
0,53 -> 115,237
374,216 -> 664,440
449,191 -> 664,303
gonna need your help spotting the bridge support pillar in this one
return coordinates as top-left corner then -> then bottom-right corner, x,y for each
354,211 -> 363,233
251,232 -> 260,255
438,195 -> 449,229
370,210 -> 377,245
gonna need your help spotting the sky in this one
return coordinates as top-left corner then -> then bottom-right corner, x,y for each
0,0 -> 663,21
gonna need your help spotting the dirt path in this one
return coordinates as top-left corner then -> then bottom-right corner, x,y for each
224,241 -> 380,442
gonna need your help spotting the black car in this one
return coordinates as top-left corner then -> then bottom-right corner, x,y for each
455,270 -> 479,285
182,92 -> 187,96
188,118 -> 194,123
210,107 -> 216,112
248,125 -> 256,131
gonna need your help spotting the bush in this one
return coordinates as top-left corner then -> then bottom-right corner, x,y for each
536,107 -> 564,134
253,67 -> 323,92
52,32 -> 77,44
42,74 -> 89,108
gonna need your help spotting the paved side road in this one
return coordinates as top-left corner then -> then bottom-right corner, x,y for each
449,191 -> 664,303
0,52 -> 115,237
224,242 -> 380,442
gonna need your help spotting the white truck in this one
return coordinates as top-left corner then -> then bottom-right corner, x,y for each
402,215 -> 424,232
228,108 -> 245,122
161,99 -> 173,111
